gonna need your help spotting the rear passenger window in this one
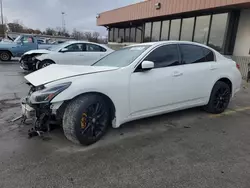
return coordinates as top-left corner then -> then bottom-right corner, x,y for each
203,48 -> 215,62
144,44 -> 180,68
180,44 -> 215,64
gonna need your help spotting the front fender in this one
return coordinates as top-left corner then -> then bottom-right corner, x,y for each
36,54 -> 51,61
50,73 -> 130,128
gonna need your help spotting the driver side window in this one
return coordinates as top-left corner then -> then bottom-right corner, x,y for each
144,44 -> 180,68
22,36 -> 34,44
65,43 -> 83,52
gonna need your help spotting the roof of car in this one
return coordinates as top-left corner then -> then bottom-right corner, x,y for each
63,40 -> 112,50
129,41 -> 213,50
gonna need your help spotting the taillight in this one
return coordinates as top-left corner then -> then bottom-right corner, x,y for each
236,64 -> 240,70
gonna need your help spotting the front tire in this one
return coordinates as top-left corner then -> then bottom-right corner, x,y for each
38,60 -> 54,69
63,94 -> 110,145
204,81 -> 231,114
0,51 -> 11,61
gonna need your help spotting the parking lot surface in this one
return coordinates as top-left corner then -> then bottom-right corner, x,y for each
0,61 -> 250,188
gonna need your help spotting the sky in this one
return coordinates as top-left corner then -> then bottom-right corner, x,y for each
3,0 -> 142,35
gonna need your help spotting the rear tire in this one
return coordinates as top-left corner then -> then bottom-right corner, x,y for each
0,51 -> 11,61
38,60 -> 54,69
204,81 -> 231,114
63,94 -> 110,145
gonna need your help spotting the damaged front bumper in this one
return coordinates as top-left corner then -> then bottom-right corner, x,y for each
19,56 -> 38,71
21,91 -> 65,138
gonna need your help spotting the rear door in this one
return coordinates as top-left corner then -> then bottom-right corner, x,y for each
177,44 -> 216,104
80,43 -> 110,65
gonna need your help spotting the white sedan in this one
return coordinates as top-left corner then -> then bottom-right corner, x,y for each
20,41 -> 113,70
22,41 -> 242,145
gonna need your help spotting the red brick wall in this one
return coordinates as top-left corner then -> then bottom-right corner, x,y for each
97,0 -> 250,26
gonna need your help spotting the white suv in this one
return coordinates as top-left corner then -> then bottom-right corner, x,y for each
22,41 -> 242,145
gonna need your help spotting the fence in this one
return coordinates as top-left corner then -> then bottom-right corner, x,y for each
231,56 -> 250,80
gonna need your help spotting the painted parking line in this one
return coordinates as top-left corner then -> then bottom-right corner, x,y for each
209,106 -> 250,118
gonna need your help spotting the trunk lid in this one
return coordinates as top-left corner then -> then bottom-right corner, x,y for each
25,64 -> 118,86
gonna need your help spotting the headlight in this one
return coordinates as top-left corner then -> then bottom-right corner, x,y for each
30,82 -> 71,104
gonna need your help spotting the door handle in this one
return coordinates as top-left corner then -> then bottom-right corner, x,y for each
210,64 -> 218,70
172,71 -> 183,77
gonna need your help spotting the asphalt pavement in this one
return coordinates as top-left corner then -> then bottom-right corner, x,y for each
0,61 -> 250,188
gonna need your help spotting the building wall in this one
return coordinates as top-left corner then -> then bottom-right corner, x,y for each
234,9 -> 250,56
97,0 -> 250,26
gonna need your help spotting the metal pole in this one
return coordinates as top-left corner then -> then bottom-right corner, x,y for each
61,12 -> 65,34
0,0 -> 4,37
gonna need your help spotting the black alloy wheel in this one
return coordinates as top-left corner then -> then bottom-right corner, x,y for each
63,94 -> 110,145
204,81 -> 231,114
213,87 -> 231,112
79,102 -> 108,140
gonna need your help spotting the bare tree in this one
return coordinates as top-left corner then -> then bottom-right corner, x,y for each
72,28 -> 85,40
84,32 -> 92,41
8,20 -> 24,32
91,32 -> 100,42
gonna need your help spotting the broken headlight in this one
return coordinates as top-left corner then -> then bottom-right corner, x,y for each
29,82 -> 71,104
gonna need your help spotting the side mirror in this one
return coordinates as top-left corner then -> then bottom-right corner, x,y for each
60,48 -> 68,53
16,41 -> 23,45
141,61 -> 154,70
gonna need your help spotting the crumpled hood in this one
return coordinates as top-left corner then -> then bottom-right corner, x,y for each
25,64 -> 118,86
24,49 -> 52,55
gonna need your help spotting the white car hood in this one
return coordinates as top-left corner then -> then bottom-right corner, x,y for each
25,64 -> 118,86
24,49 -> 53,55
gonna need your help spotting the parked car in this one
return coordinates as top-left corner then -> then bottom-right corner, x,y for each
0,35 -> 55,61
21,41 -> 242,145
19,41 -> 113,71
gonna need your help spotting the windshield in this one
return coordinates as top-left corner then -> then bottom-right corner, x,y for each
14,36 -> 22,43
93,45 -> 150,67
47,42 -> 69,51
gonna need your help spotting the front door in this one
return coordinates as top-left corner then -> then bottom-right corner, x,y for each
129,44 -> 183,117
55,43 -> 85,65
19,36 -> 37,55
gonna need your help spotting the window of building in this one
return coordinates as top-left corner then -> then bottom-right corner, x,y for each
130,27 -> 136,42
169,19 -> 181,40
161,20 -> 170,41
144,22 -> 152,42
180,44 -> 214,64
144,44 -> 180,68
114,28 -> 119,42
136,26 -> 142,43
193,15 -> 211,44
109,28 -> 114,42
119,29 -> 124,41
181,17 -> 195,41
125,28 -> 130,42
151,21 -> 161,41
208,13 -> 228,52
